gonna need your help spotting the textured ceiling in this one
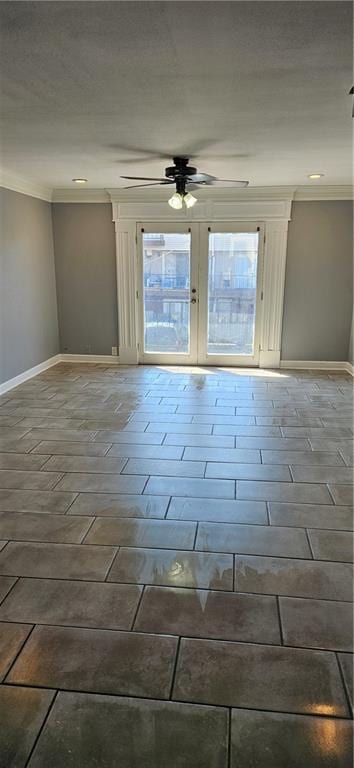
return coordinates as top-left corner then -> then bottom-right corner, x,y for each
0,1 -> 352,189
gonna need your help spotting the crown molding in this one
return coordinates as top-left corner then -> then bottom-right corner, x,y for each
52,185 -> 353,204
0,169 -> 52,202
1,172 -> 352,205
294,185 -> 353,201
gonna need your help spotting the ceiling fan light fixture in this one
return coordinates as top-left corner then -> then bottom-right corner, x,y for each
308,173 -> 324,180
184,192 -> 197,208
168,192 -> 184,210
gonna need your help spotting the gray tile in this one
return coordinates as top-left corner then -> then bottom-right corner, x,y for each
236,437 -> 311,450
0,575 -> 17,604
164,433 -> 235,448
167,497 -> 268,524
183,447 -> 260,463
108,548 -> 233,590
196,522 -> 311,558
0,470 -> 63,491
282,427 -> 353,438
145,476 -> 235,499
261,450 -> 345,466
230,708 -> 353,768
135,586 -> 281,644
329,485 -> 354,506
256,417 -> 324,427
0,685 -> 55,768
147,422 -> 213,435
55,472 -> 147,494
235,555 -> 353,601
0,512 -> 93,544
8,625 -> 178,699
279,597 -> 353,652
31,440 -> 111,456
42,455 -> 127,474
214,426 -> 281,436
93,430 -> 165,444
131,413 -> 192,424
237,480 -> 333,504
0,621 -> 32,680
269,502 -> 353,530
0,489 -> 77,514
291,466 -> 354,484
28,691 -> 228,768
25,428 -> 97,442
0,437 -> 42,453
68,492 -> 168,518
85,518 -> 196,550
306,438 -> 353,452
0,578 -> 142,630
17,416 -> 85,428
0,453 -> 50,470
206,463 -> 291,481
0,427 -> 31,439
123,458 -> 206,477
107,443 -> 183,460
338,653 -> 353,712
173,637 -> 349,716
192,415 -> 255,425
308,529 -> 354,562
0,541 -> 116,581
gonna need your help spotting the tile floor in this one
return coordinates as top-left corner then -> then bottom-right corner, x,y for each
0,362 -> 353,767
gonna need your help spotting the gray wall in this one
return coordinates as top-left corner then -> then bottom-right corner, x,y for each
0,188 -> 59,384
52,203 -> 118,355
281,201 -> 353,361
348,310 -> 354,365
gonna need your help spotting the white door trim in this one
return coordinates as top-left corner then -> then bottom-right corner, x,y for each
112,197 -> 291,368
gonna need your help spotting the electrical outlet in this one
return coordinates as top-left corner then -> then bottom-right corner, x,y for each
112,346 -> 118,356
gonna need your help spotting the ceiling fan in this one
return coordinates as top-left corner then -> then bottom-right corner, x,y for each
121,156 -> 249,209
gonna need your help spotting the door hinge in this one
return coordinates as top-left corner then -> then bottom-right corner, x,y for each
136,290 -> 139,299
264,234 -> 266,245
261,291 -> 264,301
135,234 -> 138,244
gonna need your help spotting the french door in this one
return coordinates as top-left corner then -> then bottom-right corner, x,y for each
137,222 -> 263,366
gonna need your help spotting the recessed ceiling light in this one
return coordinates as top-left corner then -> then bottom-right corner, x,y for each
308,174 -> 324,180
72,178 -> 87,184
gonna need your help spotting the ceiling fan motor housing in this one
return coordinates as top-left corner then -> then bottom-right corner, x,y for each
165,157 -> 197,179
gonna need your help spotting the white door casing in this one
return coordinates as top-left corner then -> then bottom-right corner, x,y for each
112,196 -> 291,367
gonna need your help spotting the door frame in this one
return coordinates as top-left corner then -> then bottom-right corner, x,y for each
136,220 -> 264,366
112,194 -> 291,368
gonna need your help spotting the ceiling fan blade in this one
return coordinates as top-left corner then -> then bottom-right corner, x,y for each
121,175 -> 168,182
123,181 -> 173,189
187,173 -> 216,183
205,179 -> 249,188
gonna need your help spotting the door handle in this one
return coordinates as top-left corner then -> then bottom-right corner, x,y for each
191,297 -> 197,304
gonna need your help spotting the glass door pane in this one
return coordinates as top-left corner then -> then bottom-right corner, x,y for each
142,232 -> 191,355
207,231 -> 259,356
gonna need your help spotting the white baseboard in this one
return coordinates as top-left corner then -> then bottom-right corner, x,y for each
0,355 -> 61,395
259,351 -> 281,368
281,360 -> 354,375
59,354 -> 120,364
2,354 -> 353,395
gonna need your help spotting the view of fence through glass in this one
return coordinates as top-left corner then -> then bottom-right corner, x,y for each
143,232 -> 191,354
207,231 -> 259,355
